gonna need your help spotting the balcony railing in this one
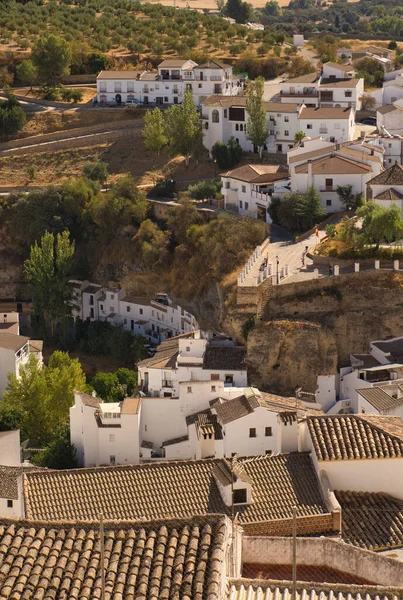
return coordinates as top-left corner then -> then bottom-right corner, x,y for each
319,128 -> 328,134
320,187 -> 336,192
163,380 -> 173,388
280,91 -> 319,98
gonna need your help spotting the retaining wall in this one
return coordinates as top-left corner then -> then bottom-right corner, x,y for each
242,536 -> 403,587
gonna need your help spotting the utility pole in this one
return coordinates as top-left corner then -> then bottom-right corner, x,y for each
99,513 -> 105,600
292,506 -> 297,600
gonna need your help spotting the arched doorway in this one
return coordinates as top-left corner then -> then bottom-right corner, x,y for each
115,93 -> 122,104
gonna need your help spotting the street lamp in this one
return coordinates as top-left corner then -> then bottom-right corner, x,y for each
276,255 -> 279,285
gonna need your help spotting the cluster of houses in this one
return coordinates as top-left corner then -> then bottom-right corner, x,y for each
70,279 -> 198,344
3,326 -> 403,597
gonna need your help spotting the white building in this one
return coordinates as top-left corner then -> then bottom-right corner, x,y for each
377,99 -> 403,134
137,331 -> 247,397
300,413 -> 403,501
280,72 -> 363,110
0,430 -> 24,518
364,134 -> 403,166
367,162 -> 403,210
298,107 -> 355,144
70,385 -> 314,466
201,96 -> 300,155
0,330 -> 43,396
322,62 -> 356,80
220,164 -> 290,219
70,280 -> 198,344
96,59 -> 244,107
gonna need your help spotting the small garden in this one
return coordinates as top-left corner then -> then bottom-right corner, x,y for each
319,201 -> 403,260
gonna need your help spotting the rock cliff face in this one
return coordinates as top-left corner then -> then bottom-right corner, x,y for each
240,271 -> 403,395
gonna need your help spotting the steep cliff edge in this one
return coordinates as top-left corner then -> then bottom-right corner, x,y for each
242,271 -> 403,395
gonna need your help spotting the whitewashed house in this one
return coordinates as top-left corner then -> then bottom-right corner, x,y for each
220,164 -> 290,219
0,331 -> 43,396
364,134 -> 402,166
298,107 -> 355,144
70,385 -> 312,466
70,280 -> 198,344
137,331 -> 248,398
300,413 -> 403,501
0,430 -> 24,518
377,99 -> 403,134
280,72 -> 363,110
367,162 -> 403,209
322,62 -> 356,80
201,96 -> 300,155
96,59 -> 244,107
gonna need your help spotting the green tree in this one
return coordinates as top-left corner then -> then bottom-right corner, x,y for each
30,424 -> 78,470
87,51 -> 111,73
2,351 -> 85,445
225,0 -> 252,23
92,372 -> 125,402
389,40 -> 398,50
133,219 -> 170,269
355,57 -> 384,87
32,34 -> 72,80
116,367 -> 138,396
295,187 -> 326,228
83,161 -> 108,184
216,0 -> 225,12
246,76 -> 268,159
16,60 -> 38,90
165,90 -> 202,166
167,198 -> 201,244
24,231 -> 75,335
287,56 -> 315,78
294,130 -> 306,146
264,1 -> 282,16
357,201 -> 403,249
0,102 -> 26,136
336,184 -> 364,211
143,108 -> 168,155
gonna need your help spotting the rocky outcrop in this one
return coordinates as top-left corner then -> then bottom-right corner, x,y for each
239,271 -> 403,395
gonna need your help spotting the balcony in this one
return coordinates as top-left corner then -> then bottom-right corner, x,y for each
320,187 -> 336,192
319,128 -> 328,134
280,90 -> 319,98
162,380 -> 173,388
210,75 -> 223,81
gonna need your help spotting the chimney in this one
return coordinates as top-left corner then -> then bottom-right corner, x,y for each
307,159 -> 313,187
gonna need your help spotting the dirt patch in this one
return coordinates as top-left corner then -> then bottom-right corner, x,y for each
17,87 -> 96,104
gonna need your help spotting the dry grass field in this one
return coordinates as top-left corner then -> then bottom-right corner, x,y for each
146,0 -> 360,8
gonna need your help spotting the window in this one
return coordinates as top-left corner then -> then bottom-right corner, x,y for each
109,434 -> 115,442
89,295 -> 94,306
225,182 -> 230,189
225,374 -> 233,385
124,318 -> 127,325
233,488 -> 247,504
211,374 -> 219,380
284,130 -> 289,137
345,91 -> 352,97
90,307 -> 94,319
100,304 -> 103,311
198,83 -> 202,88
110,306 -> 114,312
242,185 -> 246,193
114,83 -> 121,92
284,116 -> 289,122
224,109 -> 227,118
307,124 -> 312,129
325,178 -> 333,190
235,124 -> 239,131
111,294 -> 115,300
110,455 -> 116,465
164,97 -> 168,102
186,346 -> 190,352
269,129 -> 275,135
240,124 -> 244,131
127,82 -> 134,92
211,385 -> 216,392
249,428 -> 257,438
100,83 -> 106,92
265,450 -> 272,456
326,199 -> 332,206
240,201 -> 243,208
140,308 -> 143,315
127,306 -> 130,312
245,202 -> 249,210
187,386 -> 192,393
212,110 -> 219,123
265,427 -> 272,437
7,500 -> 13,508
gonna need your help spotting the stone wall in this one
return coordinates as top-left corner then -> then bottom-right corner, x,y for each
242,536 -> 403,587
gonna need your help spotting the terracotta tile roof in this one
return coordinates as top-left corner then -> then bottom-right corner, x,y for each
368,163 -> 403,186
295,154 -> 372,175
0,466 -> 21,500
299,106 -> 353,120
307,414 -> 403,461
212,393 -> 260,425
121,397 -> 141,414
137,333 -> 194,369
186,409 -> 223,440
29,339 -> 43,353
196,60 -> 231,69
0,332 -> 29,351
227,579 -> 402,600
374,188 -> 403,201
140,439 -> 153,449
203,346 -> 246,371
336,490 -> 403,550
357,387 -> 403,412
320,77 -> 361,88
377,104 -> 396,115
23,454 -> 328,523
286,72 -> 320,84
0,515 -> 228,600
77,391 -> 101,409
158,59 -> 190,67
222,164 -> 289,184
202,96 -> 299,112
97,69 -> 144,79
324,61 -> 355,72
162,434 -> 189,447
82,284 -> 102,294
338,146 -> 382,164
